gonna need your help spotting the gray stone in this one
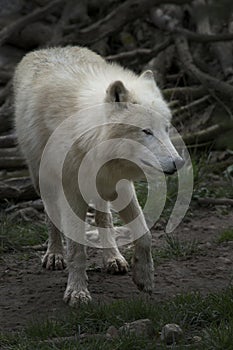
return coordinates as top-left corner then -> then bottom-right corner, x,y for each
106,325 -> 119,339
119,319 -> 155,337
160,323 -> 183,344
193,335 -> 202,343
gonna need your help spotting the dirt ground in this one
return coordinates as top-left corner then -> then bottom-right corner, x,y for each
0,206 -> 233,331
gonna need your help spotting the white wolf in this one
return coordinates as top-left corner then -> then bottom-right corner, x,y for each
14,46 -> 184,306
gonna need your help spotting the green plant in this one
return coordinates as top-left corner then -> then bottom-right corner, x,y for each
217,228 -> 233,244
0,217 -> 47,253
153,234 -> 199,261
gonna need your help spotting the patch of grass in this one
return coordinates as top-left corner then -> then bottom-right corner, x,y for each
217,228 -> 233,243
0,217 -> 47,253
135,181 -> 148,208
153,234 -> 199,263
2,287 -> 233,349
0,332 -> 20,348
202,320 -> 233,350
191,154 -> 208,189
25,319 -> 69,341
164,234 -> 199,258
192,153 -> 233,200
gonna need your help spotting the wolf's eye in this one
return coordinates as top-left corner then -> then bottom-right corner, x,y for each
165,126 -> 169,133
142,128 -> 153,136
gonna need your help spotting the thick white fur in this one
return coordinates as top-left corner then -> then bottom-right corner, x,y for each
14,46 -> 182,306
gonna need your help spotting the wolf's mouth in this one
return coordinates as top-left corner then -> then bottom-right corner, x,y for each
140,159 -> 176,175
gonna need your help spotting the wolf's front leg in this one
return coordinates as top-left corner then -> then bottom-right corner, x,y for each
131,231 -> 154,294
115,183 -> 154,293
63,239 -> 91,306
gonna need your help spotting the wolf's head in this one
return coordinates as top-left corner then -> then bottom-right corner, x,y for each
104,70 -> 184,176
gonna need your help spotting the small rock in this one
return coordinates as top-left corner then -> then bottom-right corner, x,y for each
119,319 -> 155,337
217,266 -> 225,271
193,335 -> 202,343
208,225 -> 216,230
160,323 -> 183,345
205,242 -> 212,249
219,257 -> 232,265
106,325 -> 119,339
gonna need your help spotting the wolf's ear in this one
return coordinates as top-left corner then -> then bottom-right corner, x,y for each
105,80 -> 129,103
140,70 -> 162,98
139,70 -> 157,89
140,70 -> 154,81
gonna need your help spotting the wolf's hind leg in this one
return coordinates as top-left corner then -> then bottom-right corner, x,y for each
26,166 -> 66,270
42,216 -> 66,270
95,205 -> 128,275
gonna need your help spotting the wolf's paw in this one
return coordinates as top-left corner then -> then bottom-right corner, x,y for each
42,252 -> 66,270
132,255 -> 154,294
63,287 -> 92,307
105,256 -> 129,275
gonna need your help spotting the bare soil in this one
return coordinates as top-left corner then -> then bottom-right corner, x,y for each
0,206 -> 233,331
